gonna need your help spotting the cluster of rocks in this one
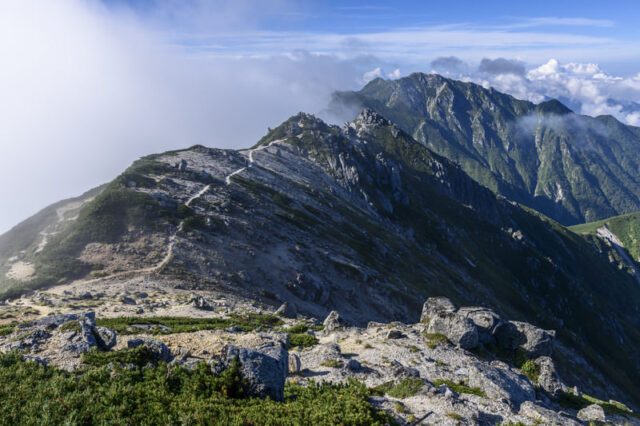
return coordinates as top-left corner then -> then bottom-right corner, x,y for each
0,299 -> 636,424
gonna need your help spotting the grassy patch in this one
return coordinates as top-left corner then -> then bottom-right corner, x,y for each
0,352 -> 392,425
289,333 -> 318,348
424,332 -> 449,349
446,412 -> 463,421
558,391 -> 637,417
59,321 -> 82,333
95,314 -> 283,335
0,324 -> 15,337
320,359 -> 343,368
370,378 -> 424,399
432,379 -> 485,397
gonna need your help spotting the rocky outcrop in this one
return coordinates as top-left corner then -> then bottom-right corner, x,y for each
512,321 -> 555,357
192,295 -> 213,311
534,356 -> 565,398
468,361 -> 535,408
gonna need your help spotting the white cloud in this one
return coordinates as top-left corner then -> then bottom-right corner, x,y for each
387,68 -> 401,79
363,67 -> 384,83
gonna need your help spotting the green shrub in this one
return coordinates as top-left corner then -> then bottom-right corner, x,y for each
286,323 -> 309,334
95,314 -> 283,335
520,359 -> 539,383
370,378 -> 424,399
82,346 -> 157,368
289,333 -> 318,348
446,412 -> 463,421
0,353 -> 391,425
559,391 -> 638,417
432,379 -> 485,397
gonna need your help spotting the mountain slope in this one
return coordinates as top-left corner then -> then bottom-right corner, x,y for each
571,211 -> 640,263
2,110 -> 640,407
333,73 -> 640,225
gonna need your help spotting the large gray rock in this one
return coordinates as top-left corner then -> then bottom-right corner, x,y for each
468,362 -> 535,408
323,311 -> 343,332
420,297 -> 456,322
512,321 -> 555,357
127,338 -> 172,362
577,404 -> 606,422
519,401 -> 580,426
219,342 -> 288,401
121,296 -> 137,305
458,307 -> 500,344
427,311 -> 479,349
93,326 -> 117,350
534,356 -> 564,398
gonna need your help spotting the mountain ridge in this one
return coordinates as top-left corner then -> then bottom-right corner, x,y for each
332,72 -> 640,225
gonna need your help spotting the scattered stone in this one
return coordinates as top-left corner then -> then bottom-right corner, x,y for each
218,342 -> 288,402
323,311 -> 342,332
136,292 -> 149,299
274,301 -> 297,318
136,308 -> 144,314
288,353 -> 302,374
94,327 -> 117,350
420,297 -> 456,322
78,292 -> 93,299
386,329 -> 404,339
192,295 -> 213,311
427,311 -> 478,349
577,404 -> 606,423
121,296 -> 137,305
437,384 -> 458,399
127,338 -> 172,362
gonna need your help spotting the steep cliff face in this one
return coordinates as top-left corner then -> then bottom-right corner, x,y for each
333,73 -> 640,225
1,110 -> 640,406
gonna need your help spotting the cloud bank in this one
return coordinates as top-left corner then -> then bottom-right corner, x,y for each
0,0 -> 368,234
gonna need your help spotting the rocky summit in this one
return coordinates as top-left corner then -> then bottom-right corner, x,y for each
1,79 -> 640,423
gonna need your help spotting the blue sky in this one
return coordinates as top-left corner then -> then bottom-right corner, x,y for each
2,0 -> 640,233
100,0 -> 640,74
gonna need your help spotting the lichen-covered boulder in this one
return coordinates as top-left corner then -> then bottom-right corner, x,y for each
428,311 -> 479,349
420,297 -> 456,322
219,342 -> 288,402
